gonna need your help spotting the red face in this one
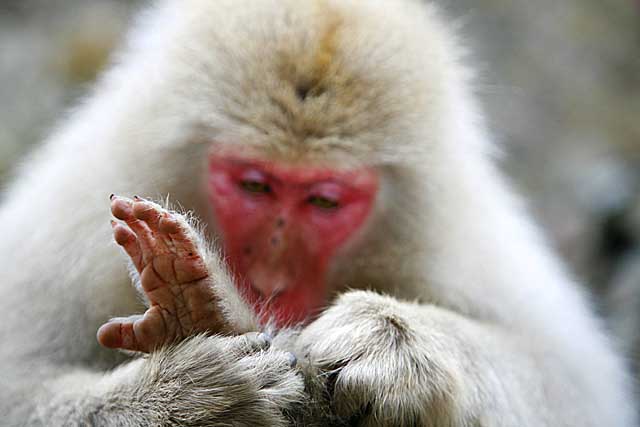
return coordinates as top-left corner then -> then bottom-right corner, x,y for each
208,155 -> 378,327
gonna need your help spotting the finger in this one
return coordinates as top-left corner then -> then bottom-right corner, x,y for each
133,198 -> 164,233
97,315 -> 143,351
111,196 -> 156,261
111,220 -> 144,272
232,332 -> 273,355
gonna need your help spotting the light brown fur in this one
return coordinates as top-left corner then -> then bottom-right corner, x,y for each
0,0 -> 635,426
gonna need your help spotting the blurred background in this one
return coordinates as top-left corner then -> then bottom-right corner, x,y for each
1,0 -> 639,357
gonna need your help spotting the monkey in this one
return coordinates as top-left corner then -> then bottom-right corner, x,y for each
0,0 -> 636,426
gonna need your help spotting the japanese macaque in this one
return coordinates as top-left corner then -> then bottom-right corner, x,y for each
0,0 -> 636,426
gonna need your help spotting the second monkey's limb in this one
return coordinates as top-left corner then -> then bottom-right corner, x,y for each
98,196 -> 247,352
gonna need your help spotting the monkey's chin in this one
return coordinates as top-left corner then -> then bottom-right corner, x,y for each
242,280 -> 325,328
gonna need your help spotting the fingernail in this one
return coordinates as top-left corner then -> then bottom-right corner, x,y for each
258,332 -> 272,347
133,195 -> 141,201
286,352 -> 297,368
110,220 -> 117,227
110,194 -> 115,200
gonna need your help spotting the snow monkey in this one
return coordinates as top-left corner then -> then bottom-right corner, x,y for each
0,0 -> 636,426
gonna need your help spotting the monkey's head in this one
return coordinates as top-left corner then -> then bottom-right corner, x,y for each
209,155 -> 378,325
125,0 -> 463,327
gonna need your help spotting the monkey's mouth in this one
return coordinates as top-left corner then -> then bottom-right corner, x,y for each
248,280 -> 285,301
248,281 -> 285,320
239,276 -> 326,328
228,240 -> 329,328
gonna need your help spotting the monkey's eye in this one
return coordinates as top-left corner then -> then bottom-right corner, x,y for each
240,181 -> 272,194
308,196 -> 339,209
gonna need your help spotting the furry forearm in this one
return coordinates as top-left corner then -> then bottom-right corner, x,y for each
9,334 -> 303,427
291,291 -> 628,427
20,360 -> 152,427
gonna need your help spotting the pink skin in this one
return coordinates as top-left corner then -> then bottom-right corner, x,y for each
209,155 -> 378,327
97,196 -> 228,353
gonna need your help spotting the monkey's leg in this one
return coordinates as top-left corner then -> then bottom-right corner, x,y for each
97,196 -> 228,352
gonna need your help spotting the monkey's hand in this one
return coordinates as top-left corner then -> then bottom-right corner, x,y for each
98,196 -> 257,353
38,333 -> 303,426
295,291 -> 498,426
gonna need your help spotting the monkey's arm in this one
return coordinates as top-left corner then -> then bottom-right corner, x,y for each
18,334 -> 301,427
0,198 -> 295,425
289,291 -> 612,427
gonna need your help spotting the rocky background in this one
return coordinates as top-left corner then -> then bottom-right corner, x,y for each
1,0 -> 639,352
